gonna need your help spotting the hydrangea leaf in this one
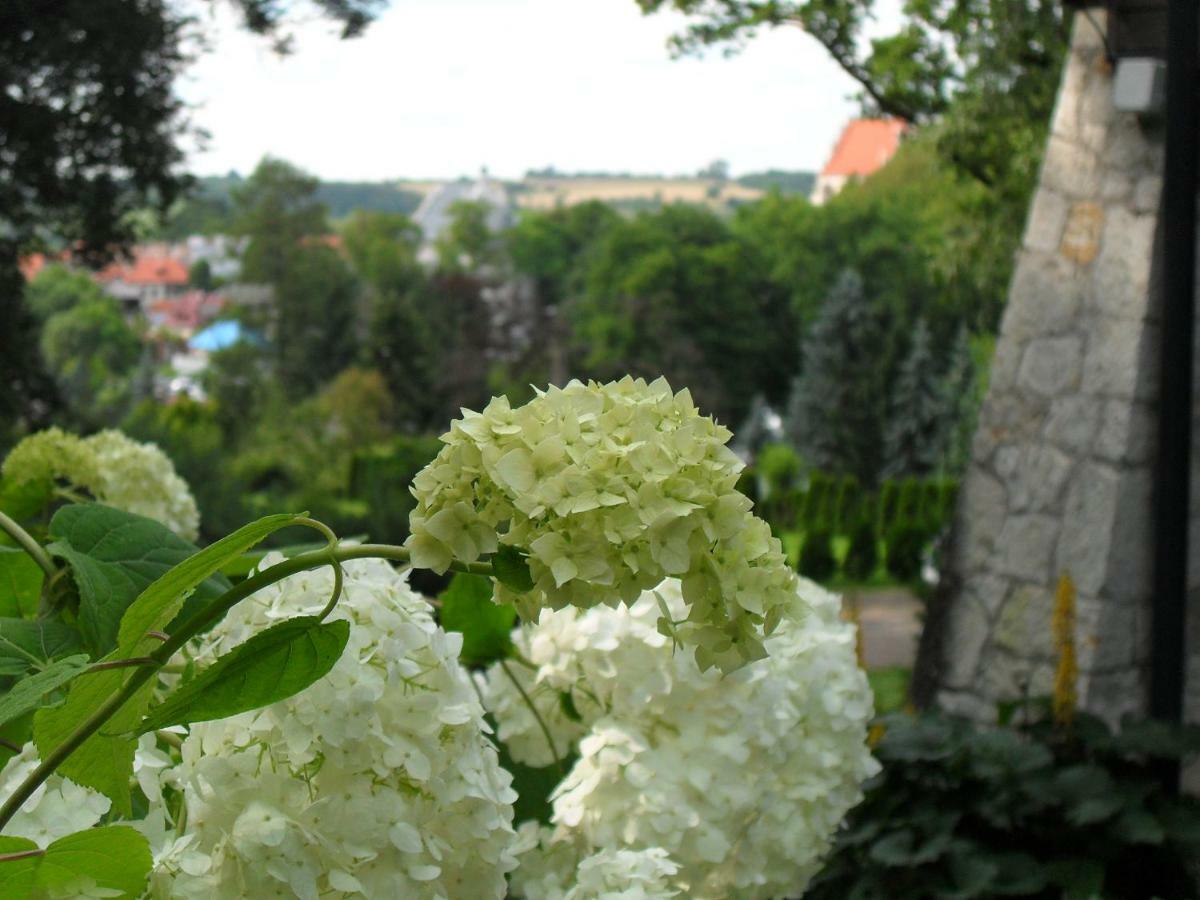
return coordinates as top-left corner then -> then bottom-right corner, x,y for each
138,616 -> 350,733
0,618 -> 84,677
438,573 -> 516,667
0,655 -> 90,728
0,549 -> 41,618
46,504 -> 231,656
116,512 -> 304,659
33,664 -> 155,816
492,546 -> 535,594
0,836 -> 39,897
0,826 -> 151,899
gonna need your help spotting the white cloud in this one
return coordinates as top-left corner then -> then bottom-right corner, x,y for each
178,0 -> 900,180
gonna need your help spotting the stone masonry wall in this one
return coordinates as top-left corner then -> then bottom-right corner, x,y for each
931,12 -> 1197,730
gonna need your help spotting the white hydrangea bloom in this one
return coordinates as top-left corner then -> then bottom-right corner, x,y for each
512,824 -> 680,900
407,377 -> 795,673
0,742 -> 111,846
489,577 -> 879,899
2,428 -> 200,541
162,557 -> 518,900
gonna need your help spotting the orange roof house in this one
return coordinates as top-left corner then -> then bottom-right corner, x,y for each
810,118 -> 908,205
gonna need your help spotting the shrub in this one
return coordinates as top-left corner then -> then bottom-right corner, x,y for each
832,475 -> 861,533
798,526 -> 837,583
805,472 -> 834,530
878,479 -> 901,531
809,711 -> 1200,899
842,517 -> 879,582
886,522 -> 929,582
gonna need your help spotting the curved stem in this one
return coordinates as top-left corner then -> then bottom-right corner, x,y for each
0,541 -> 493,834
499,658 -> 563,776
0,510 -> 56,578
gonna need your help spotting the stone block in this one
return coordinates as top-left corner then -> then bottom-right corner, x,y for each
1005,256 -> 1084,341
941,595 -> 992,689
1080,316 -> 1158,401
1103,117 -> 1150,170
1100,170 -> 1133,202
1018,336 -> 1083,398
958,469 -> 1009,573
995,515 -> 1061,582
936,689 -> 997,723
1132,174 -> 1163,213
993,584 -> 1057,659
1024,190 -> 1070,254
1104,467 -> 1153,603
1094,399 -> 1155,465
987,338 -> 1023,393
979,645 -> 1056,705
1091,206 -> 1157,320
1080,667 -> 1145,725
971,573 -> 1014,618
977,393 -> 1046,446
1074,594 -> 1142,672
1042,395 -> 1102,453
1041,135 -> 1103,199
994,443 -> 1074,514
1055,462 -> 1120,596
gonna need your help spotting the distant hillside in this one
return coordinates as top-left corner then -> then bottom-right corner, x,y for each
736,170 -> 816,195
156,175 -> 423,238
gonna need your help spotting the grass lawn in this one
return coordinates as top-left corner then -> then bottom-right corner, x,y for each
867,667 -> 911,714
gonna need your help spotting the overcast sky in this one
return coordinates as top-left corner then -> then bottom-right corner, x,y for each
179,0 -> 900,181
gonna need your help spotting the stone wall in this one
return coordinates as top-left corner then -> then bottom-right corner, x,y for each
929,11 -> 1198,733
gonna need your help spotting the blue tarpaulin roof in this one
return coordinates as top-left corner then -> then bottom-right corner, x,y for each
188,320 -> 263,352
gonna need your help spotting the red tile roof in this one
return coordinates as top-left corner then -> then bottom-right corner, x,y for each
820,119 -> 908,178
97,252 -> 189,286
147,291 -> 226,333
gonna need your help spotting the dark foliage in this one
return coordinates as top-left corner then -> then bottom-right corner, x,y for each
809,712 -> 1200,899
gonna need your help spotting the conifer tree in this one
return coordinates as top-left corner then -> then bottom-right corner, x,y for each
883,319 -> 945,478
937,326 -> 979,475
787,270 -> 892,486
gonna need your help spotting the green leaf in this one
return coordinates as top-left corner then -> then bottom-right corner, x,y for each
1046,858 -> 1104,900
0,619 -> 84,677
139,616 -> 349,733
492,545 -> 535,593
46,504 -> 232,656
438,573 -> 516,667
1111,805 -> 1165,844
0,655 -> 90,729
33,666 -> 155,816
867,829 -> 918,866
0,478 -> 53,534
0,548 -> 41,618
989,851 -> 1049,895
116,512 -> 304,660
0,826 -> 151,899
0,835 -> 40,897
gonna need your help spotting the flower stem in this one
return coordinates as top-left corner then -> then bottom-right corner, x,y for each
0,541 -> 493,834
499,658 -> 564,776
0,510 -> 56,578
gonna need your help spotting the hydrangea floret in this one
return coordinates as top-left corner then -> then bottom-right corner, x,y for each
2,428 -> 200,540
407,376 -> 794,672
156,556 -> 518,899
511,823 -> 681,900
485,576 -> 879,898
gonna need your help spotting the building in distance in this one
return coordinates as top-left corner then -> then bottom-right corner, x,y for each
810,119 -> 908,205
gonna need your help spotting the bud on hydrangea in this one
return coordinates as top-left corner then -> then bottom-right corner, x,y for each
406,377 -> 794,672
2,428 -> 200,541
160,557 -> 518,900
486,577 -> 879,899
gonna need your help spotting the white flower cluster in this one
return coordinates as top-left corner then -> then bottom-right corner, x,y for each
406,377 -> 794,673
157,557 -> 518,899
2,428 -> 200,541
0,742 -> 112,847
511,824 -> 680,900
486,577 -> 879,899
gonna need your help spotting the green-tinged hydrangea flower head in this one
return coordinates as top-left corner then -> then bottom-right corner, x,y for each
2,428 -> 200,541
406,376 -> 794,672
